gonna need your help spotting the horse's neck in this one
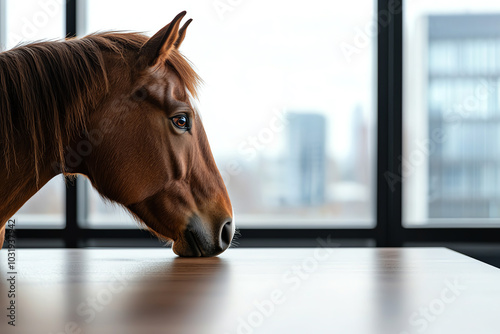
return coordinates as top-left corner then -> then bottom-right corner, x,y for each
0,159 -> 54,228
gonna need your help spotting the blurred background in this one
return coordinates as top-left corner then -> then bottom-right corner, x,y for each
1,0 -> 500,267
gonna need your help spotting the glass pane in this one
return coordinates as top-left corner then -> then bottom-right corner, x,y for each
2,0 -> 65,228
3,0 -> 65,50
404,0 -> 500,227
14,177 -> 65,229
82,0 -> 376,228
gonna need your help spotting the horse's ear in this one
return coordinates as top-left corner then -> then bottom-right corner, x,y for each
138,11 -> 188,67
174,19 -> 192,49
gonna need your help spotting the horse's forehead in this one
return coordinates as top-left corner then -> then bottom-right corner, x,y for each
145,66 -> 182,85
141,66 -> 186,104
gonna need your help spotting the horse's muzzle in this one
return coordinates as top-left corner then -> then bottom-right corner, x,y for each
175,215 -> 233,257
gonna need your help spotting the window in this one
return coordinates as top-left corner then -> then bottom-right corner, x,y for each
3,0 -> 65,49
2,0 -> 66,228
14,177 -> 66,229
5,0 -> 500,247
79,0 -> 377,229
403,0 -> 500,227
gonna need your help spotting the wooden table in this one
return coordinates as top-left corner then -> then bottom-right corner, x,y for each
1,248 -> 499,334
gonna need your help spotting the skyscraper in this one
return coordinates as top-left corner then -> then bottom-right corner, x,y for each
286,112 -> 327,206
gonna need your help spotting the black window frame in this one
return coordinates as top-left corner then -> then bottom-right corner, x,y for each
7,0 -> 500,247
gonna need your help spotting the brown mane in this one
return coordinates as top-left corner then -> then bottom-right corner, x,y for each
0,31 -> 200,183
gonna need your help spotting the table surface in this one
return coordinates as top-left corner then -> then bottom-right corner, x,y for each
1,247 -> 499,334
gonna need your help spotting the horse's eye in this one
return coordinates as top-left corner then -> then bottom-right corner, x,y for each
171,115 -> 190,130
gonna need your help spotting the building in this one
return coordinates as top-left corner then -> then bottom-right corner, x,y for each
286,112 -> 327,206
427,14 -> 500,218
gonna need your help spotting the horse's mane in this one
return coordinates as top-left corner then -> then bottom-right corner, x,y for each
0,32 -> 200,183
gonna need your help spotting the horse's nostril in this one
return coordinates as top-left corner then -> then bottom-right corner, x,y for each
219,220 -> 233,250
181,215 -> 233,257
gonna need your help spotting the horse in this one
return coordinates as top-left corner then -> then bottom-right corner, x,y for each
0,11 -> 234,257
